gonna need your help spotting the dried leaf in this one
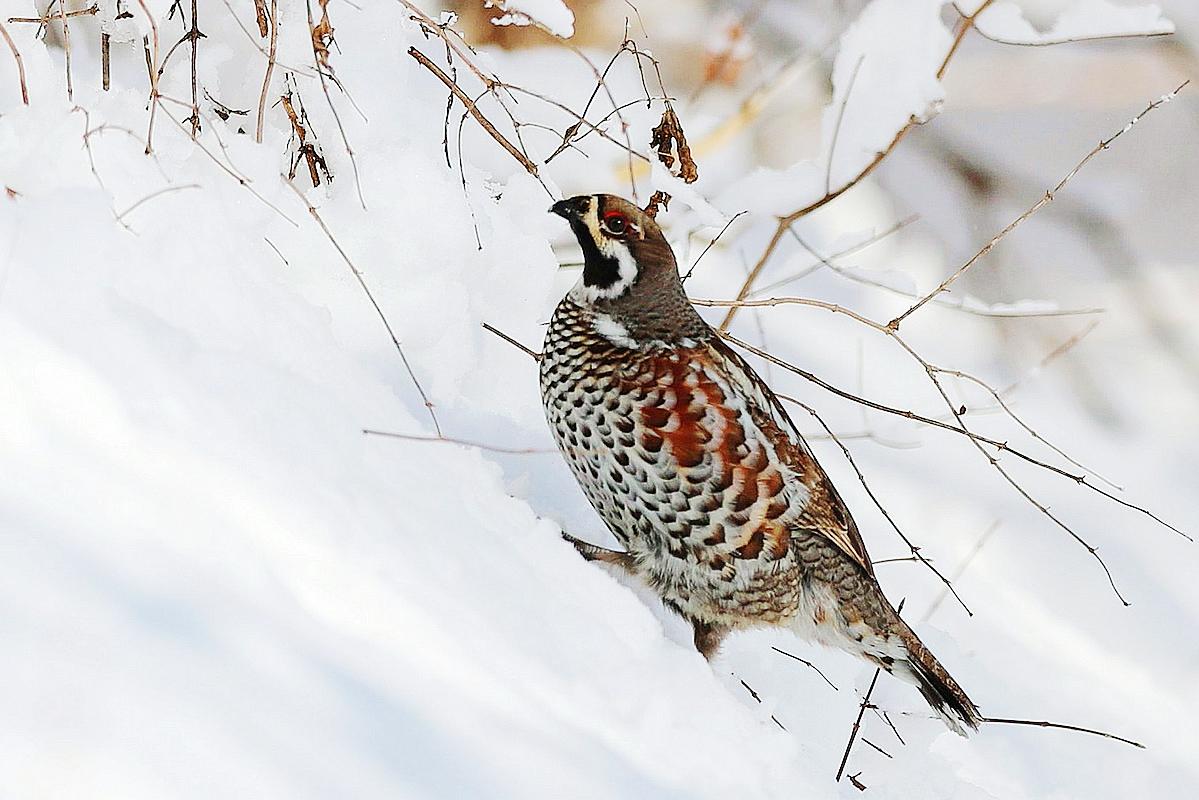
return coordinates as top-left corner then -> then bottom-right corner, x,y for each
650,107 -> 699,183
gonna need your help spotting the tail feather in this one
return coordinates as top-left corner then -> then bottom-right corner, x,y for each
891,624 -> 981,736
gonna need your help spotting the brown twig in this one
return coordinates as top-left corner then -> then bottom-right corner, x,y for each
137,0 -> 160,153
786,227 -> 1104,320
836,668 -> 881,782
304,0 -> 366,208
771,646 -> 839,690
681,211 -> 747,283
115,182 -> 201,223
750,216 -> 920,297
256,0 -> 277,143
982,715 -> 1143,749
285,180 -> 441,436
482,322 -> 541,361
253,0 -> 268,36
717,326 -> 1184,604
183,0 -> 202,137
218,0 -> 315,77
57,0 -> 73,101
0,20 -> 27,104
8,3 -> 98,24
408,46 -> 549,195
156,97 -> 297,225
737,678 -> 786,730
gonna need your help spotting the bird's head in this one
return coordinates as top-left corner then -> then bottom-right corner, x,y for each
550,194 -> 680,307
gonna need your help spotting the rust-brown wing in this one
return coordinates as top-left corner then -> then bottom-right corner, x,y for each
705,337 -> 875,577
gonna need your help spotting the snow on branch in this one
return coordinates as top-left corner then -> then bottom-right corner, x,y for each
485,0 -> 575,39
961,0 -> 1174,46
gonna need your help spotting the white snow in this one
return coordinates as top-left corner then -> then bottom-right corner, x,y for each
0,0 -> 1195,798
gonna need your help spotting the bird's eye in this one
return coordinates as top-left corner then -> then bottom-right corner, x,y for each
602,212 -> 628,236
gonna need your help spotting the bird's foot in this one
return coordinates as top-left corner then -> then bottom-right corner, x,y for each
560,530 -> 635,573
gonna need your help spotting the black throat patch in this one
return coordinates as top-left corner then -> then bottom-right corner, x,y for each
569,218 -> 622,290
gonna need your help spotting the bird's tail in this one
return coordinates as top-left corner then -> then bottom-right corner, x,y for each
885,619 -> 982,736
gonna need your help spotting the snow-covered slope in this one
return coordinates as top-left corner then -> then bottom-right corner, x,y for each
1,1 -> 1195,798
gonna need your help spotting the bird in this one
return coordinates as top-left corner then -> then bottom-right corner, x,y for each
539,193 -> 981,734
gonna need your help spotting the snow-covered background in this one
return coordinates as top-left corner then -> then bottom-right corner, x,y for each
1,0 -> 1195,797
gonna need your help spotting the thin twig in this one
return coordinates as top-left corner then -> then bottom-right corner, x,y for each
771,646 -> 839,690
719,1 -> 994,332
710,305 -> 1187,542
362,429 -> 551,455
750,216 -> 920,297
8,3 -> 98,24
0,20 -> 27,104
115,183 -> 201,222
836,668 -> 881,782
285,180 -> 441,435
157,97 -> 297,225
137,0 -> 161,154
256,0 -> 277,143
738,678 -> 786,730
187,0 -> 201,138
920,521 -> 999,623
888,81 -> 1190,330
825,55 -> 864,195
408,46 -> 549,196
983,716 -> 1143,749
304,0 -> 366,208
860,738 -> 893,759
57,0 -> 73,101
681,211 -> 747,283
482,322 -> 542,361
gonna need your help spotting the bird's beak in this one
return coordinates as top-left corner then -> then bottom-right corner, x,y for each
550,196 -> 588,220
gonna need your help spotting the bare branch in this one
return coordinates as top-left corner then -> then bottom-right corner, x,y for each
889,81 -> 1190,330
482,322 -> 541,361
983,716 -> 1143,749
408,46 -> 549,195
771,646 -> 839,690
782,394 -> 972,615
256,0 -> 277,144
362,429 -> 551,455
285,180 -> 441,435
836,668 -> 881,782
304,0 -> 367,208
681,211 -> 747,283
